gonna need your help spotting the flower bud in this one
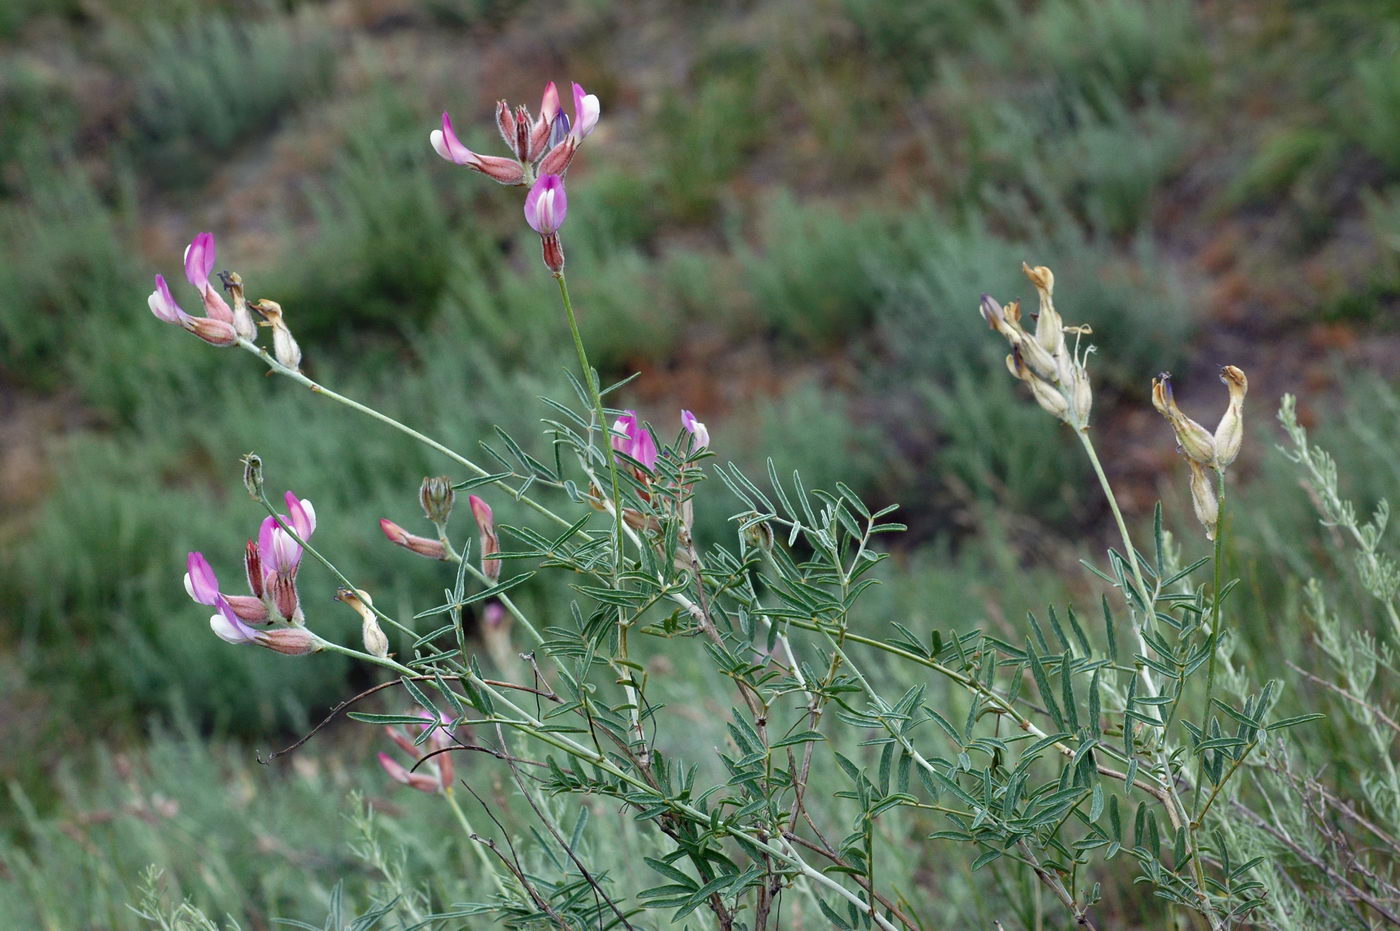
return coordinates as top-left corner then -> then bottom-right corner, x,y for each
468,495 -> 501,582
244,538 -> 265,598
241,452 -> 264,502
1213,365 -> 1248,470
1187,459 -> 1219,541
379,518 -> 447,560
419,476 -> 456,525
482,601 -> 515,671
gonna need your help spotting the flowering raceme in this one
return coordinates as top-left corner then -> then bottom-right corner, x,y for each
183,491 -> 320,650
430,80 -> 600,185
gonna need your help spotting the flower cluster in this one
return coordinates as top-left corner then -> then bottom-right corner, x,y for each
183,491 -> 322,654
980,264 -> 1094,430
430,81 -> 599,185
1151,366 -> 1248,539
607,409 -> 710,538
149,233 -> 303,371
431,81 -> 599,273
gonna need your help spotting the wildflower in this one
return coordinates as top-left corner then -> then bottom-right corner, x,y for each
183,551 -> 268,623
379,518 -> 447,560
209,595 -> 320,655
681,410 -> 710,449
431,81 -> 600,184
184,233 -> 255,339
379,711 -> 458,794
536,82 -> 601,176
257,492 -> 317,622
248,299 -> 302,372
419,476 -> 456,526
336,588 -> 389,659
979,263 -> 1094,430
468,495 -> 501,582
482,600 -> 515,670
148,273 -> 237,347
217,269 -> 258,341
612,411 -> 658,472
430,111 -> 527,185
524,173 -> 567,273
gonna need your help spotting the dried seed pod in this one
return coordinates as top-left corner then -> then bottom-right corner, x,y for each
1187,459 -> 1219,541
1152,373 -> 1217,467
1213,366 -> 1248,469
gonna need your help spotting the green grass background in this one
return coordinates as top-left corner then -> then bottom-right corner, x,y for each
1,0 -> 1398,926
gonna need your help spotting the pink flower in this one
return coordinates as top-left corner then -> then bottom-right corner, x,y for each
183,552 -> 268,622
208,595 -> 319,655
380,711 -> 458,794
432,80 -> 599,183
681,410 -> 710,449
612,411 -> 658,472
380,518 -> 447,560
468,495 -> 501,582
524,174 -> 567,235
148,233 -> 257,343
430,112 -> 526,185
148,273 -> 237,347
570,82 -> 600,142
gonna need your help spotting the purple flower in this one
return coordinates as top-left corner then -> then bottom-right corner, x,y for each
148,234 -> 243,346
433,80 -> 600,185
184,551 -> 269,622
430,112 -> 527,185
612,411 -> 658,472
210,595 -> 261,645
570,82 -> 600,142
524,174 -> 567,235
681,410 -> 710,449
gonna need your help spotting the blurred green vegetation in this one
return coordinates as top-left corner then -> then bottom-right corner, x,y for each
1,0 -> 1398,926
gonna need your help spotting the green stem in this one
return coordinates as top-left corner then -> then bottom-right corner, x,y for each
236,338 -> 571,531
553,273 -> 626,564
443,788 -> 513,900
1077,431 -> 1151,612
1192,470 -> 1228,820
553,272 -> 644,750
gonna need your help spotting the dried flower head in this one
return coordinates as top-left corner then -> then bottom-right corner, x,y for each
981,263 -> 1094,429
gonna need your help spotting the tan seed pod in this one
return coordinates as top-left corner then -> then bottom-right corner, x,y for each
1213,365 -> 1248,469
1188,459 -> 1219,541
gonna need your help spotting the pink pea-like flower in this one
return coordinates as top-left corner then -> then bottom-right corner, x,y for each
430,112 -> 526,185
184,551 -> 268,622
468,495 -> 501,582
524,174 -> 567,235
149,233 -> 257,344
380,518 -> 448,560
681,410 -> 710,449
612,411 -> 659,472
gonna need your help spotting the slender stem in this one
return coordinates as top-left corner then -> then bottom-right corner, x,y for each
236,338 -> 572,531
553,271 -> 645,752
1192,470 -> 1228,820
316,639 -> 897,929
553,273 -> 626,562
443,787 -> 513,900
1077,431 -> 1151,611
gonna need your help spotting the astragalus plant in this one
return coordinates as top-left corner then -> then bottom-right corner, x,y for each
143,79 -> 1336,930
